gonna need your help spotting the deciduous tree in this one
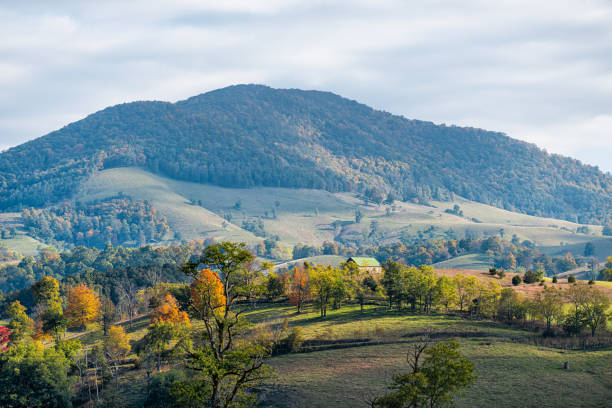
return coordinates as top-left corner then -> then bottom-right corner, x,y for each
65,284 -> 101,330
533,286 -> 563,333
176,241 -> 273,408
373,340 -> 475,408
6,300 -> 34,343
288,266 -> 309,313
105,325 -> 131,389
151,294 -> 190,325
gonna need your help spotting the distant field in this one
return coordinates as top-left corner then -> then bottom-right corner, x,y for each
0,235 -> 44,257
433,253 -> 492,270
0,212 -> 47,257
75,168 -> 612,259
274,255 -> 347,270
2,167 -> 610,264
434,267 -> 612,298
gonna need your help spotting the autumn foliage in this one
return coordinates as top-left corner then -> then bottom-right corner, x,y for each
105,325 -> 131,361
288,266 -> 309,313
191,268 -> 226,316
65,284 -> 101,329
151,294 -> 190,326
0,326 -> 10,352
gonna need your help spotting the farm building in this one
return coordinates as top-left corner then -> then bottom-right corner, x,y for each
346,257 -> 382,276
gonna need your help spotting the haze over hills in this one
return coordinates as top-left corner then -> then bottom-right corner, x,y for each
1,84 -> 611,225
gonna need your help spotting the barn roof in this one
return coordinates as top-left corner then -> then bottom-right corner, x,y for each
347,257 -> 381,267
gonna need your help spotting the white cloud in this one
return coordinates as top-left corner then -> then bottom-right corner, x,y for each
0,0 -> 611,172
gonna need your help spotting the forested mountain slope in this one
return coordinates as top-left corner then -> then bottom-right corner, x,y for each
1,84 -> 611,223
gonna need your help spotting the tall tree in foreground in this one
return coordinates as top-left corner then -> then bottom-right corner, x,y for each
372,339 -> 475,408
175,242 -> 273,408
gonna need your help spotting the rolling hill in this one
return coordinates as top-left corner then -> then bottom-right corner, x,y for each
1,84 -> 611,225
2,166 -> 608,266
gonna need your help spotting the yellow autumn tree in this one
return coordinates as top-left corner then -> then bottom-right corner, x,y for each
150,294 -> 190,326
65,284 -> 101,330
191,268 -> 226,317
105,325 -> 131,389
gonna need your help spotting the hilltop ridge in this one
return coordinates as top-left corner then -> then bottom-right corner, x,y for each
1,84 -> 611,224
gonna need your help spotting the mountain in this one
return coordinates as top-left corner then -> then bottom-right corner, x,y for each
1,84 -> 611,224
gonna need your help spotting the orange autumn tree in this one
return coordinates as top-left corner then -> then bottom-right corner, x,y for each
288,266 -> 309,313
151,294 -> 190,326
65,284 -> 101,330
191,268 -> 226,317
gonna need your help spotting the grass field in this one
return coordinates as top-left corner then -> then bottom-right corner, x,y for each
274,255 -> 347,270
263,340 -> 612,408
73,168 -> 612,261
433,253 -> 492,270
67,299 -> 612,408
246,303 -> 612,408
1,167 -> 611,264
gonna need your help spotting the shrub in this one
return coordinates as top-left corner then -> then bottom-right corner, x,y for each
552,276 -> 558,283
523,270 -> 543,284
285,327 -> 304,352
588,278 -> 595,285
146,369 -> 187,408
512,275 -> 522,286
568,275 -> 576,283
489,267 -> 497,276
496,270 -> 506,279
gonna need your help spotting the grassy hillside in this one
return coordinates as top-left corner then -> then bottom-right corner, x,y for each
2,166 -> 610,261
69,302 -> 612,408
264,340 -> 612,408
75,167 -> 612,259
0,212 -> 49,258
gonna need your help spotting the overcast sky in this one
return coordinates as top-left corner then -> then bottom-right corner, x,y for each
1,0 -> 611,172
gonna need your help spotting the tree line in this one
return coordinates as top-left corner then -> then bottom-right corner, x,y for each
267,260 -> 611,337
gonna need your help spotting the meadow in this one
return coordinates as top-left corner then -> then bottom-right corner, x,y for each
76,167 -> 611,253
69,300 -> 612,408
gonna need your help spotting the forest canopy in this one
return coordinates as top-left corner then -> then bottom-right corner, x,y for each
0,85 -> 610,224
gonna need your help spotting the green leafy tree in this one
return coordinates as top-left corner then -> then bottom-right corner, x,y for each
265,272 -> 284,300
533,286 -> 564,333
435,276 -> 457,312
373,340 -> 475,408
382,260 -> 404,309
176,242 -> 274,408
497,288 -> 527,325
32,276 -> 66,339
6,300 -> 34,343
579,286 -> 610,336
0,341 -> 74,408
308,264 -> 345,317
